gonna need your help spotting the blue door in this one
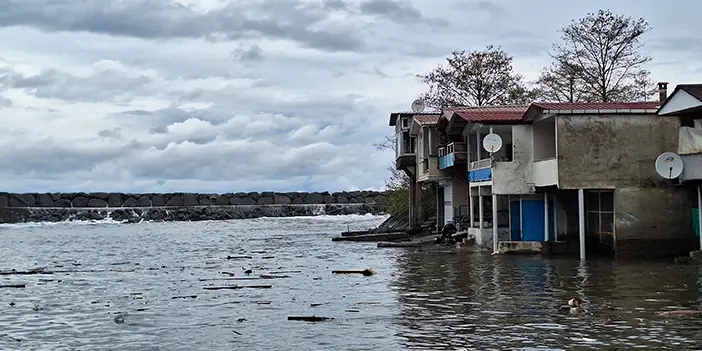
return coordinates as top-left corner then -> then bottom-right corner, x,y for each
510,201 -> 521,240
522,200 -> 545,242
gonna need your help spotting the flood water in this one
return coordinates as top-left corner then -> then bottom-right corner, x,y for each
1,214 -> 701,350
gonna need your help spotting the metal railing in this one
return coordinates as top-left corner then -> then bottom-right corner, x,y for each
469,158 -> 492,171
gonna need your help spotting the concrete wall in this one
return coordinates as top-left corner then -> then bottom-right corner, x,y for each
416,156 -> 446,182
492,125 -> 535,195
614,187 -> 696,257
556,114 -> 680,189
452,176 -> 468,209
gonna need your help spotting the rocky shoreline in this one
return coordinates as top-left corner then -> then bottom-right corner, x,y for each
0,191 -> 389,224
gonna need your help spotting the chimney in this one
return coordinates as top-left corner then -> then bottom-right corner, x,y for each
658,82 -> 669,102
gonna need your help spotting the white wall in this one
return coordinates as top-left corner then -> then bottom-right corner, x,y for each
533,159 -> 558,187
492,125 -> 535,194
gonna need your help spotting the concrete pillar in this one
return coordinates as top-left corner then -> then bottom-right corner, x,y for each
476,129 -> 481,161
698,185 -> 702,250
544,192 -> 549,242
553,194 -> 558,241
492,193 -> 498,253
578,188 -> 585,260
478,187 -> 484,229
413,180 -> 422,230
469,188 -> 474,228
408,175 -> 416,230
436,184 -> 442,233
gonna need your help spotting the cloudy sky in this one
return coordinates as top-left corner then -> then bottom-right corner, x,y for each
0,0 -> 698,193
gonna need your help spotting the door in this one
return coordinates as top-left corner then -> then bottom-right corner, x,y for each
443,185 -> 453,225
521,200 -> 545,242
510,201 -> 521,241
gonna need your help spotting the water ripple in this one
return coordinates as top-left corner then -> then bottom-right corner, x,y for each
1,214 -> 701,350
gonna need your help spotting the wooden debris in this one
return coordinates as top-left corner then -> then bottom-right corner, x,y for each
203,284 -> 272,290
172,295 -> 198,299
233,330 -> 242,335
261,256 -> 275,259
288,316 -> 333,322
259,274 -> 290,279
226,256 -> 253,260
310,303 -> 324,307
268,270 -> 302,274
345,309 -> 360,313
332,268 -> 375,276
0,284 -> 26,289
0,267 -> 49,276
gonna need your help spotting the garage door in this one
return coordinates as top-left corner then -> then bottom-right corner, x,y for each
443,185 -> 453,225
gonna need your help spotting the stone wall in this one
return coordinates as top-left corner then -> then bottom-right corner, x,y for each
0,191 -> 389,208
0,191 -> 391,224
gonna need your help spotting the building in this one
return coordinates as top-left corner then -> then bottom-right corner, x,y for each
388,111 -> 442,230
656,82 -> 702,252
432,96 -> 695,258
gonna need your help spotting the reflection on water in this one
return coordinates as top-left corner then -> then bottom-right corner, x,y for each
0,215 -> 701,350
392,249 -> 702,350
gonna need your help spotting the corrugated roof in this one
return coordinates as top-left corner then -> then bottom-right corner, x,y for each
415,114 -> 440,124
389,111 -> 439,126
533,101 -> 660,111
452,105 -> 530,123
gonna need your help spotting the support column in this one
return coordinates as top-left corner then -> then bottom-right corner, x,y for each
469,188 -> 474,228
413,180 -> 423,230
553,194 -> 558,241
698,185 -> 702,250
578,188 -> 586,260
492,193 -> 498,253
436,184 -> 442,233
544,192 -> 549,242
408,174 -> 416,230
476,129 -> 481,162
478,187 -> 484,229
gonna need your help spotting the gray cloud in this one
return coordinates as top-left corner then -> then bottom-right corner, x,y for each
0,0 -> 445,54
0,0 -> 697,193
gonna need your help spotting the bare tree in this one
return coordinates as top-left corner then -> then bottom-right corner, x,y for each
550,10 -> 652,102
535,62 -> 587,102
417,45 -> 537,108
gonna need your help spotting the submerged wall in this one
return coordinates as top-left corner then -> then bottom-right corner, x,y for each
0,191 -> 389,224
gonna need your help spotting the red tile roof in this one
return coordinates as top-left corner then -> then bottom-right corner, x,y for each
532,101 -> 660,111
452,105 -> 529,123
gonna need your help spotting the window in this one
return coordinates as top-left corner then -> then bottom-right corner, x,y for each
586,190 -> 615,236
402,118 -> 409,128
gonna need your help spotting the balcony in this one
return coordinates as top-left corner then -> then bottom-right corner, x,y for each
438,142 -> 467,170
468,158 -> 492,182
395,132 -> 416,170
533,158 -> 558,186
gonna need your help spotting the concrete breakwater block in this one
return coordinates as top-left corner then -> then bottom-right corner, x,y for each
0,203 -> 386,224
0,191 -> 390,209
331,232 -> 410,242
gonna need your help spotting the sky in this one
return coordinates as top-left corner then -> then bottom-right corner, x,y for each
0,0 -> 700,193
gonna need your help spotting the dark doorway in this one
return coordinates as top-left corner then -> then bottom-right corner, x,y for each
586,190 -> 615,256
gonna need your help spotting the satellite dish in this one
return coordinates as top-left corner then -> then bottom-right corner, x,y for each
411,99 -> 425,113
655,152 -> 684,179
482,133 -> 503,154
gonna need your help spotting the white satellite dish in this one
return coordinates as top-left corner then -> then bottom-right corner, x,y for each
411,99 -> 425,113
482,133 -> 503,154
655,151 -> 684,179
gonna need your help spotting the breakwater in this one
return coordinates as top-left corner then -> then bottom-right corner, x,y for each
0,191 -> 389,224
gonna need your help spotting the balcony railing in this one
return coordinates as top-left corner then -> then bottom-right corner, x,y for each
469,158 -> 492,171
438,142 -> 467,170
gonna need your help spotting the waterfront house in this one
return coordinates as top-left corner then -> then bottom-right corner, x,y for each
388,111 -> 442,230
434,95 -> 694,258
657,82 -> 702,252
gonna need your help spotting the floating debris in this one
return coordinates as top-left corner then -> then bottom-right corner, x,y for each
226,256 -> 253,260
259,274 -> 290,279
332,268 -> 375,276
288,316 -> 333,322
203,284 -> 272,290
0,284 -> 26,289
172,295 -> 198,299
262,256 -> 275,259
